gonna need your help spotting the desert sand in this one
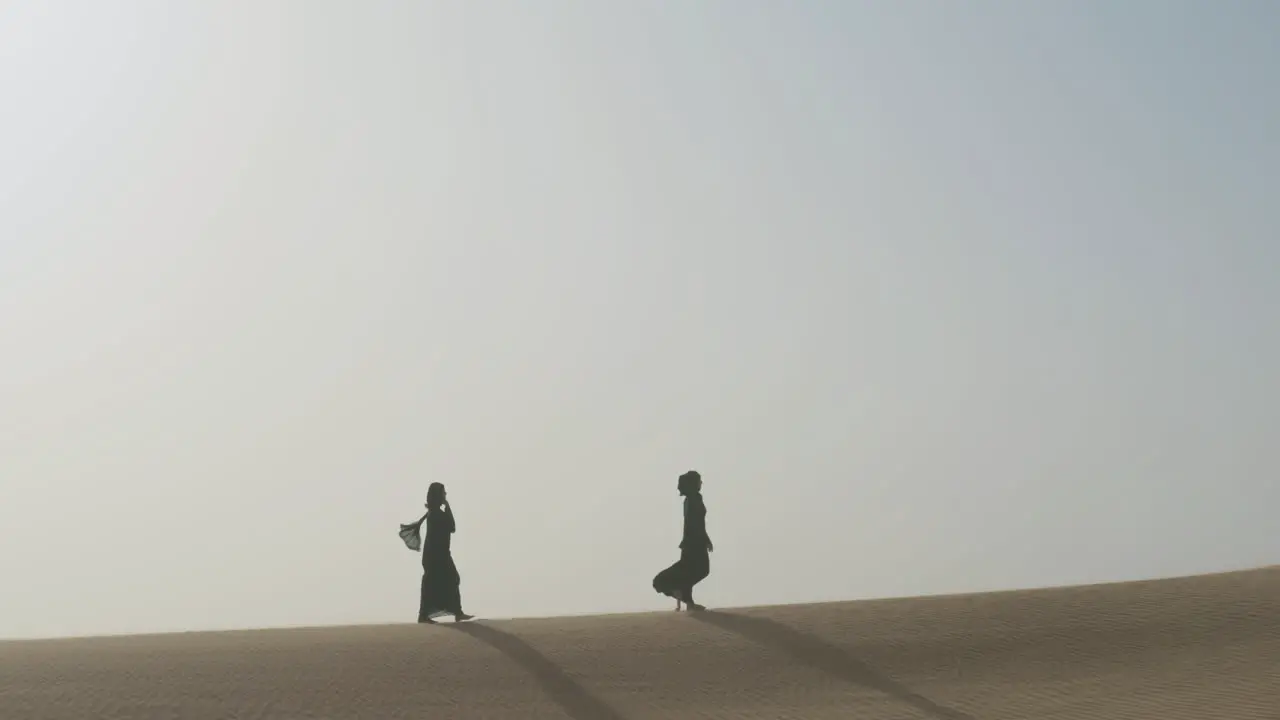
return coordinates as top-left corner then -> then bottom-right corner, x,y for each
2,567 -> 1277,719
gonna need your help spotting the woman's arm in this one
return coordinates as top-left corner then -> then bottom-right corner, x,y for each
702,499 -> 713,551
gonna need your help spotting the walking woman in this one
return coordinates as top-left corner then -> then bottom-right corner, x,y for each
652,470 -> 713,611
418,482 -> 474,623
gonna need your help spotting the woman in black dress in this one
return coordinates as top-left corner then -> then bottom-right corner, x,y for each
652,470 -> 713,611
418,482 -> 474,623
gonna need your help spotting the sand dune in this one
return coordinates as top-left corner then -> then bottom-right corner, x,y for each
2,567 -> 1277,719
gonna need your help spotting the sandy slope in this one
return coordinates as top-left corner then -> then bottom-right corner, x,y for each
2,567 -> 1277,719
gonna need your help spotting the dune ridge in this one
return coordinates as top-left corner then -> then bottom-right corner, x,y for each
2,567 -> 1277,719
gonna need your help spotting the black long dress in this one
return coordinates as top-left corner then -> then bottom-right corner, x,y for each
652,491 -> 711,604
418,505 -> 463,620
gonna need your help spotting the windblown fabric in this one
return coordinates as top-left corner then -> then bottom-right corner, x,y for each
398,520 -> 423,552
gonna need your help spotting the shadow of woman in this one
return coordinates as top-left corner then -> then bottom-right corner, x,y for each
447,623 -> 630,720
689,611 -> 977,720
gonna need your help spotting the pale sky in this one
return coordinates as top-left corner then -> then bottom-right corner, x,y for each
1,1 -> 1276,640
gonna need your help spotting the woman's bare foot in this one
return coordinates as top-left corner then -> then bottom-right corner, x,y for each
454,612 -> 475,622
418,616 -> 438,624
685,602 -> 706,611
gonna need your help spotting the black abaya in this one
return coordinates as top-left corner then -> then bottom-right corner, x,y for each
418,506 -> 463,620
652,491 -> 711,604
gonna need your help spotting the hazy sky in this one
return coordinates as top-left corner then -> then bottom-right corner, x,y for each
1,1 -> 1277,639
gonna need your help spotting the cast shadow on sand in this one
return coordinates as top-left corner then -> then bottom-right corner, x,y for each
690,611 -> 977,720
448,623 -> 630,720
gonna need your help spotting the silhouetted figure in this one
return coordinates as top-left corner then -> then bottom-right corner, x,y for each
652,470 -> 713,611
417,482 -> 474,623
